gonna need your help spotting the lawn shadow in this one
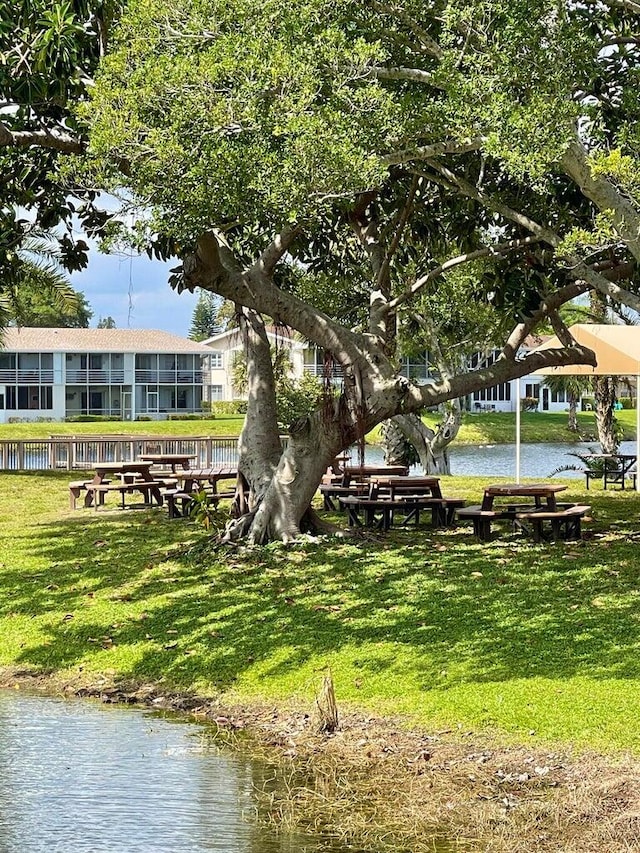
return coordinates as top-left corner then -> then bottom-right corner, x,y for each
6,489 -> 640,697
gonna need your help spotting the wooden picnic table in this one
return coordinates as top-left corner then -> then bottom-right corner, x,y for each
341,464 -> 409,485
481,482 -> 567,511
457,482 -> 583,541
583,453 -> 637,489
370,475 -> 443,499
336,475 -> 466,530
138,452 -> 198,473
72,460 -> 164,509
172,467 -> 238,494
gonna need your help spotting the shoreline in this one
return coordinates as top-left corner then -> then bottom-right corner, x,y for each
3,667 -> 639,852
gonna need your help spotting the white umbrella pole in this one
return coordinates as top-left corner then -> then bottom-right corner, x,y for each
516,377 -> 521,483
636,376 -> 640,492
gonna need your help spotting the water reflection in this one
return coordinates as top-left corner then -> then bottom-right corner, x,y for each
0,691 -> 360,853
364,440 -> 638,479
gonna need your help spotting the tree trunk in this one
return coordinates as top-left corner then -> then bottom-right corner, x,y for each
594,375 -> 619,453
225,408 -> 347,544
380,417 -> 419,468
233,308 -> 283,515
567,393 -> 578,432
385,402 -> 462,475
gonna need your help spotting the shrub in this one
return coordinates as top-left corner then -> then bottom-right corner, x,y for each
581,397 -> 595,411
619,397 -> 633,409
209,400 -> 248,415
65,414 -> 120,422
520,397 -> 539,411
166,413 -> 216,421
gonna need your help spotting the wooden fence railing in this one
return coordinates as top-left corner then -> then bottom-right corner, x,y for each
0,435 -> 244,471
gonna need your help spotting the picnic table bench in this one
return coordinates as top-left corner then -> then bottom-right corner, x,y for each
516,504 -> 592,542
584,453 -> 637,490
69,460 -> 165,509
84,479 -> 166,511
338,494 -> 465,530
455,483 -> 580,541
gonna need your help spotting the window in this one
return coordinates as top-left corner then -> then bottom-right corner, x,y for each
473,383 -> 511,402
401,353 -> 430,381
525,383 -> 540,399
210,351 -> 223,369
6,386 -> 52,410
210,385 -> 224,401
551,389 -> 567,403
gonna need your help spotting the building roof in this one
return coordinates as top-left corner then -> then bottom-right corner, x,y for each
202,325 -> 302,349
3,327 -> 213,354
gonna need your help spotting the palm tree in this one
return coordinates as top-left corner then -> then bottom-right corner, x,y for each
0,233 -> 82,334
542,374 -> 592,432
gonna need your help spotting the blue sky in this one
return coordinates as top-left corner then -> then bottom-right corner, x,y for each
70,248 -> 200,337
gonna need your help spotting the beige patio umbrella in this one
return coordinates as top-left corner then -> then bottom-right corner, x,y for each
526,324 -> 640,490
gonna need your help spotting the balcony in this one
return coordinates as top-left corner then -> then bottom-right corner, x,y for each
0,369 -> 55,384
65,370 -> 126,383
135,370 -> 204,384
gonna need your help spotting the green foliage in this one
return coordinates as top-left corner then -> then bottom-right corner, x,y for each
6,265 -> 92,328
208,400 -> 248,416
186,489 -> 218,530
166,413 -> 216,421
590,149 -> 640,201
0,1 -> 110,276
96,315 -> 116,328
276,371 -> 324,430
64,414 -> 121,422
188,291 -> 224,341
85,0 -> 394,237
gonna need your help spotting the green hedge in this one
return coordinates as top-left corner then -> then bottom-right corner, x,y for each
209,400 -> 248,415
64,415 -> 121,422
166,413 -> 217,421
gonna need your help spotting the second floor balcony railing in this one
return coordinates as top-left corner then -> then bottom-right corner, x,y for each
0,369 -> 55,384
65,370 -> 126,384
135,370 -> 204,384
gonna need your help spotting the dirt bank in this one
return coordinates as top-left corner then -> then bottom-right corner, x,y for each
2,667 -> 639,852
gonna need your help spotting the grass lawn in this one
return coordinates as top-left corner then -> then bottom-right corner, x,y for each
2,469 -> 640,756
0,416 -> 246,440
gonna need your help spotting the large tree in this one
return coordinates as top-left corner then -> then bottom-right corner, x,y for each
6,0 -> 640,540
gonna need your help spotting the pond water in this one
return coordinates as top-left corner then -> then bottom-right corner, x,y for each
0,690 -> 366,853
364,440 -> 638,479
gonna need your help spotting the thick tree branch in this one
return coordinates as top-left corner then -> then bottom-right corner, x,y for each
185,231 -> 373,365
0,122 -> 85,154
369,66 -> 441,87
500,281 -> 590,361
255,225 -> 302,277
570,260 -> 640,313
562,141 -> 640,263
381,138 -> 482,167
408,344 -> 597,411
387,237 -> 542,312
548,310 -> 575,347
